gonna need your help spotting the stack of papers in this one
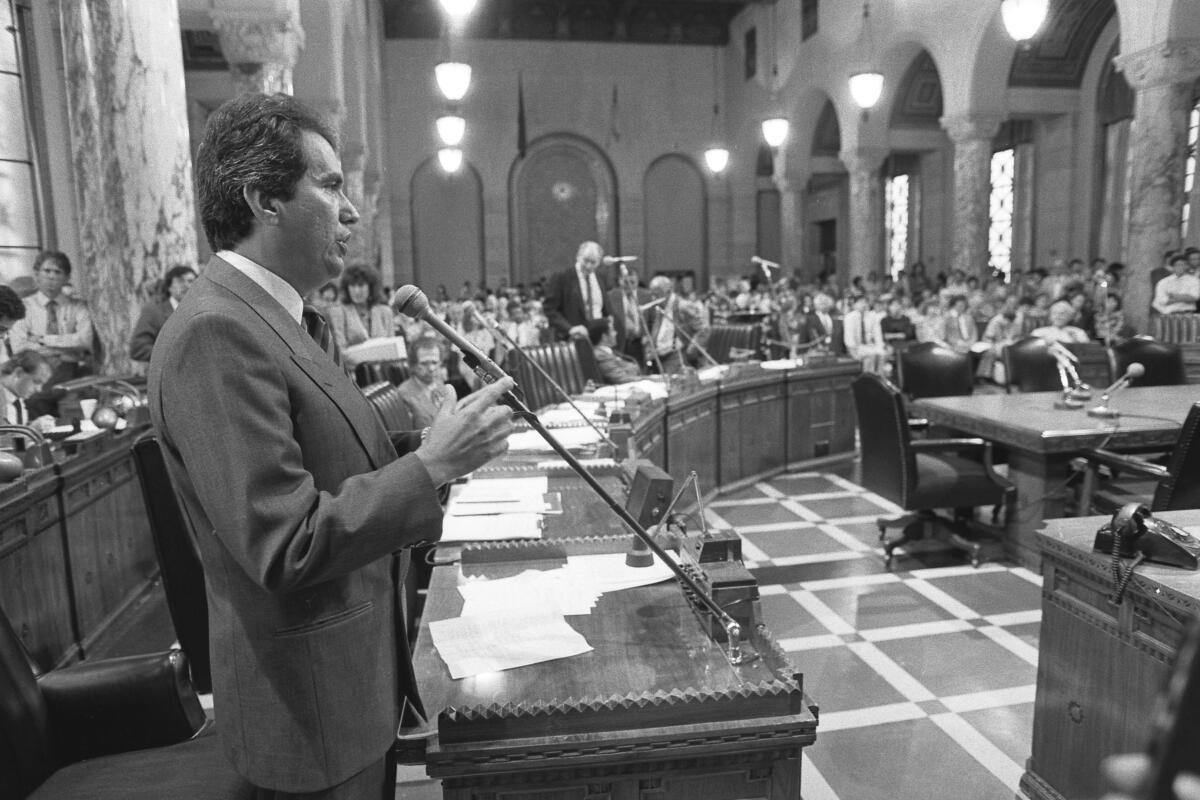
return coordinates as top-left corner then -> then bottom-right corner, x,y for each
507,425 -> 603,452
429,552 -> 677,679
537,405 -> 600,427
587,379 -> 669,402
441,477 -> 552,543
697,364 -> 731,381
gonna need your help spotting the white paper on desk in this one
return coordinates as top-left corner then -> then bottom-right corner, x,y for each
429,611 -> 593,679
563,552 -> 676,592
440,513 -> 543,543
587,379 -> 669,402
459,569 -> 596,617
698,364 -> 732,380
453,477 -> 549,504
507,426 -> 603,452
537,406 -> 599,427
535,457 -> 616,471
759,359 -> 798,371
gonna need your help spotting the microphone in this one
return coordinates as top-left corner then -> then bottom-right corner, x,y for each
602,255 -> 638,265
751,256 -> 780,269
639,297 -> 667,312
1088,362 -> 1145,418
392,285 -> 521,410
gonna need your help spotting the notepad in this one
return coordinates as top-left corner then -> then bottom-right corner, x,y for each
429,610 -> 593,679
440,513 -> 542,543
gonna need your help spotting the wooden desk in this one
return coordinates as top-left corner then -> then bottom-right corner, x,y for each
913,386 -> 1195,565
413,536 -> 818,800
1022,511 -> 1200,800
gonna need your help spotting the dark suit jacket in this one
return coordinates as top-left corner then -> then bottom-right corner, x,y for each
798,311 -> 847,356
606,286 -> 652,357
544,267 -> 610,339
148,257 -> 442,792
129,298 -> 173,362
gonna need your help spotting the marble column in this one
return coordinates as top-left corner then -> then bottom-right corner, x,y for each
1115,40 -> 1200,332
342,145 -> 381,269
840,148 -> 887,284
57,0 -> 197,374
211,2 -> 304,95
941,114 -> 1003,278
775,173 -> 808,281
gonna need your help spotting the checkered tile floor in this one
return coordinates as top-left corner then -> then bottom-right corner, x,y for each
395,465 -> 1040,800
704,468 -> 1040,800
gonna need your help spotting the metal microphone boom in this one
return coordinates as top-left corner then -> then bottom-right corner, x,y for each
393,284 -> 751,664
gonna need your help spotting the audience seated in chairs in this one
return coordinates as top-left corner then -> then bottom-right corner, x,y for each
851,373 -> 1013,568
394,336 -> 451,429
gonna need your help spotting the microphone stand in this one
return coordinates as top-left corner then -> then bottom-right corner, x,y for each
757,260 -> 783,360
470,307 -> 618,453
459,349 -> 752,665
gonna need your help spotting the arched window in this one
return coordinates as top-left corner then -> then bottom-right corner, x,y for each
0,0 -> 51,281
643,154 -> 706,285
509,134 -> 618,286
410,158 -> 485,294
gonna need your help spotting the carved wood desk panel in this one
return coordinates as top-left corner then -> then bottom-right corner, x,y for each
414,536 -> 818,800
914,386 -> 1196,566
1022,511 -> 1200,800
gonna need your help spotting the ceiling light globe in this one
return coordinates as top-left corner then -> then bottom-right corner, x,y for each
438,148 -> 463,173
435,62 -> 472,101
761,118 -> 789,148
849,72 -> 884,109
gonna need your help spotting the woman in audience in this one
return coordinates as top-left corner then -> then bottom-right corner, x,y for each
977,295 -> 1021,384
326,264 -> 395,351
1092,292 -> 1134,344
1031,300 -> 1091,344
942,294 -> 979,354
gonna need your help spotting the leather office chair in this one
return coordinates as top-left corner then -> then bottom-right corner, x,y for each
504,338 -> 599,411
1002,337 -> 1062,393
1110,336 -> 1186,387
896,342 -> 974,399
1078,402 -> 1200,516
362,381 -> 414,431
851,373 -> 1014,568
707,323 -> 762,363
0,605 -> 251,799
131,432 -> 210,694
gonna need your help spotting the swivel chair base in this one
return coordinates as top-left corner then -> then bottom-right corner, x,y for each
877,508 -> 1002,569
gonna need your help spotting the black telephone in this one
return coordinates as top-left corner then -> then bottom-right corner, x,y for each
1093,503 -> 1200,570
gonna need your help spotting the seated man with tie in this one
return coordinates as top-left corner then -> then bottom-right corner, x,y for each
9,251 -> 94,418
0,350 -> 56,431
646,275 -> 710,373
606,265 -> 651,367
843,294 -> 888,375
797,292 -> 846,355
544,241 -> 611,340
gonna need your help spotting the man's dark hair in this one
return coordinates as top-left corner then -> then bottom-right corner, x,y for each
195,93 -> 339,252
160,265 -> 197,299
33,250 -> 71,277
0,286 -> 26,322
1171,254 -> 1188,267
586,318 -> 610,347
0,349 -> 48,376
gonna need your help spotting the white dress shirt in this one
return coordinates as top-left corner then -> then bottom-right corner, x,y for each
1153,273 -> 1200,315
9,291 -> 93,363
217,250 -> 304,326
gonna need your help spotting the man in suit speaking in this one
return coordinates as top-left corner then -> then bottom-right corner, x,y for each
543,240 -> 610,340
149,93 -> 514,799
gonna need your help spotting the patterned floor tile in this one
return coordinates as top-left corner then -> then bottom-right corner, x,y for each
872,629 -> 1038,698
958,702 -> 1036,768
805,718 -> 1017,800
786,643 -> 910,712
742,526 -> 848,559
709,501 -> 806,527
923,570 -> 1043,617
794,494 -> 897,520
813,581 -> 960,631
757,592 -> 832,639
766,474 -> 847,495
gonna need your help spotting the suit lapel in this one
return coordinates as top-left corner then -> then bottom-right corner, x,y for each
202,257 -> 391,469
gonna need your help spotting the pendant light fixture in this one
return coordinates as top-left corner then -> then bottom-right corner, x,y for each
704,47 -> 730,172
849,2 -> 884,110
435,61 -> 471,101
1001,0 -> 1049,42
760,3 -> 788,148
438,0 -> 477,23
438,147 -> 463,173
436,115 -> 466,147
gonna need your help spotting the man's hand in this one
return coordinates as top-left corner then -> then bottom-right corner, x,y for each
28,415 -> 57,433
416,377 -> 515,486
568,324 -> 588,340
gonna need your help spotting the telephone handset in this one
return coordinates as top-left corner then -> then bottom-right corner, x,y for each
1093,503 -> 1200,570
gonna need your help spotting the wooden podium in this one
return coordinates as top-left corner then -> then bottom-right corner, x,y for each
412,535 -> 818,800
1022,511 -> 1200,800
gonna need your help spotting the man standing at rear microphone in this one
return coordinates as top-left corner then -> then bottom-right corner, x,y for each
544,240 -> 612,341
149,93 -> 514,799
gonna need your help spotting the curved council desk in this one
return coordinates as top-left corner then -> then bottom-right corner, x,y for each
413,358 -> 861,800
